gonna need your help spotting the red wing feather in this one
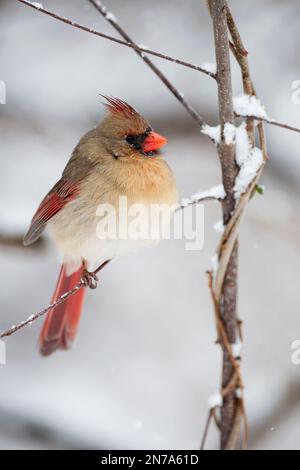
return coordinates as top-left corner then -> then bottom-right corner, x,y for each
23,179 -> 79,246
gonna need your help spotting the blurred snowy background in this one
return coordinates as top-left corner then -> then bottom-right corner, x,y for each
1,0 -> 300,450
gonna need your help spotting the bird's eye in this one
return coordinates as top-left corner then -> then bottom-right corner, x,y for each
145,127 -> 152,135
126,135 -> 135,144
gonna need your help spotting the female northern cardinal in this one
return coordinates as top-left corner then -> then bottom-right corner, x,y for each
24,97 -> 178,356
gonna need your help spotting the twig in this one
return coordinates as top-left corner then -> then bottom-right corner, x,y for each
0,261 -> 109,339
200,407 -> 214,450
16,0 -> 206,128
236,113 -> 300,134
176,195 -> 222,211
224,400 -> 243,450
0,283 -> 83,338
88,0 -> 205,127
16,0 -> 215,79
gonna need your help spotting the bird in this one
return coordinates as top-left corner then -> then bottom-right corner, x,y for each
23,96 -> 178,356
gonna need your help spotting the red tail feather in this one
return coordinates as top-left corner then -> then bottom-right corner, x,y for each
39,264 -> 85,356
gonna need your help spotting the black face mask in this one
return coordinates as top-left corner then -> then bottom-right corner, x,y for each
126,127 -> 152,152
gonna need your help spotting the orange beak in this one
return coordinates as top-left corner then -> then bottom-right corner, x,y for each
142,131 -> 168,153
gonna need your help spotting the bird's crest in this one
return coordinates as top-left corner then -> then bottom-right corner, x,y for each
100,95 -> 137,117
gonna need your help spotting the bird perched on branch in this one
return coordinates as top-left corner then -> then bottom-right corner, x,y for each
24,96 -> 178,356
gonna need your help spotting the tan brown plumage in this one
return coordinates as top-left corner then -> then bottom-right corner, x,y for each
24,96 -> 178,355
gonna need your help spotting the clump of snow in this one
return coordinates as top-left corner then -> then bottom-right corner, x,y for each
208,391 -> 223,408
233,94 -> 269,120
139,44 -> 149,50
211,253 -> 219,279
231,340 -> 242,358
200,62 -> 217,75
213,220 -> 224,234
201,124 -> 220,144
105,12 -> 117,22
224,122 -> 236,145
235,388 -> 243,399
181,184 -> 225,208
202,123 -> 237,145
202,121 -> 263,200
192,184 -> 226,201
233,122 -> 263,200
234,147 -> 263,200
235,122 -> 250,166
179,198 -> 189,207
31,2 -> 43,8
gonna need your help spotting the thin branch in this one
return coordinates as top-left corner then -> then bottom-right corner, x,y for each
16,0 -> 206,128
236,113 -> 300,134
200,407 -> 214,450
88,0 -> 205,127
176,195 -> 222,211
224,401 -> 243,450
0,261 -> 109,339
0,283 -> 83,339
16,0 -> 215,79
16,1 -> 300,136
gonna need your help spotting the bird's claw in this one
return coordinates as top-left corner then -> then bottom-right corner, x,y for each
82,270 -> 99,289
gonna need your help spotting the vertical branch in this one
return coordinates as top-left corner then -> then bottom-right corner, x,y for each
209,0 -> 240,449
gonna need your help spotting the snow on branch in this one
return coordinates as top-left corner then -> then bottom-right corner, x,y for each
201,122 -> 237,145
200,62 -> 217,75
208,391 -> 223,408
201,124 -> 221,144
204,121 -> 265,201
234,123 -> 264,200
180,184 -> 225,208
233,94 -> 269,120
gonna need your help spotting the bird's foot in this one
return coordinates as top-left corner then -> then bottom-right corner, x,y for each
82,270 -> 99,289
